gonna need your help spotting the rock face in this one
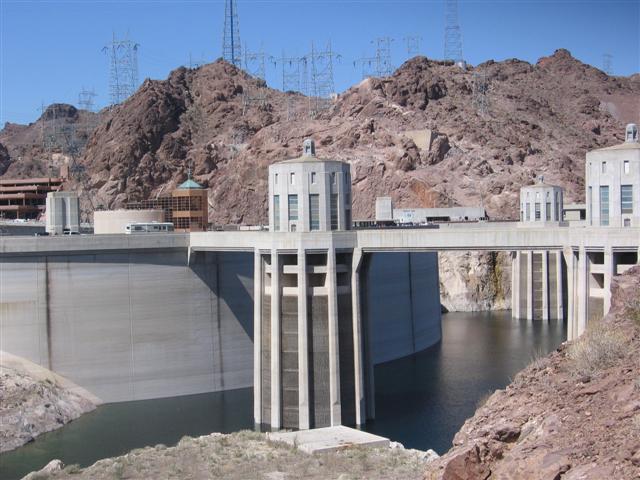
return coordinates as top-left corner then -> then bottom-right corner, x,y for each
1,50 -> 638,310
0,351 -> 100,453
424,266 -> 640,480
438,251 -> 511,312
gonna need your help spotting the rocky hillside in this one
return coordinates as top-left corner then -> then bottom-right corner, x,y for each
0,352 -> 100,453
424,266 -> 640,479
1,49 -> 638,310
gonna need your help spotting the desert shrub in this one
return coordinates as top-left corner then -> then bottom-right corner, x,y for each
624,297 -> 640,327
568,323 -> 627,376
62,464 -> 82,475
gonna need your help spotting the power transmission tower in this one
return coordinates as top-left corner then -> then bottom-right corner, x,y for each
602,53 -> 613,75
444,0 -> 463,63
242,44 -> 270,115
78,88 -> 97,112
353,55 -> 377,79
404,35 -> 422,57
472,70 -> 490,116
373,37 -> 394,76
278,51 -> 304,120
103,32 -> 139,105
222,0 -> 242,67
308,41 -> 340,118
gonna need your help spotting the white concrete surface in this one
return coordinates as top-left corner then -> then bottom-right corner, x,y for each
267,425 -> 389,453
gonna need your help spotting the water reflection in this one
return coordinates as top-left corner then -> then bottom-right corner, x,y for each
364,311 -> 565,453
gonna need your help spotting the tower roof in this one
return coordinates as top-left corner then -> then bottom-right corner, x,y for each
178,179 -> 204,189
277,139 -> 347,165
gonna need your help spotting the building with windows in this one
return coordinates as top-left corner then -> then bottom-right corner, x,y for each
268,139 -> 352,232
45,191 -> 80,235
586,123 -> 639,228
126,176 -> 209,232
519,178 -> 564,225
0,177 -> 63,220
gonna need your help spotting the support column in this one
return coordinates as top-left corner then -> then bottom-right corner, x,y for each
603,247 -> 614,315
555,251 -> 564,321
564,249 -> 575,340
297,248 -> 310,430
511,252 -> 520,319
326,246 -> 342,426
577,247 -> 588,337
270,249 -> 281,429
351,248 -> 365,426
527,251 -> 534,320
542,251 -> 549,321
253,250 -> 262,426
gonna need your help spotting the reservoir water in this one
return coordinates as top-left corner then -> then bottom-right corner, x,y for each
0,311 -> 565,479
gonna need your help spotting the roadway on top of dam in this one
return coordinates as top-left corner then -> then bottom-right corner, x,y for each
1,223 -> 638,257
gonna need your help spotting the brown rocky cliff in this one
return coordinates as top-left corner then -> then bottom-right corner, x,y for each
424,266 -> 640,480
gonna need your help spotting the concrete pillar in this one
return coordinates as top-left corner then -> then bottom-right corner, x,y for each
351,248 -> 365,426
511,252 -> 519,319
542,251 -> 549,321
555,251 -> 564,321
527,251 -> 534,320
297,248 -> 310,430
577,247 -> 588,337
326,247 -> 342,426
253,250 -> 262,426
603,247 -> 614,315
564,249 -> 575,340
270,250 -> 281,429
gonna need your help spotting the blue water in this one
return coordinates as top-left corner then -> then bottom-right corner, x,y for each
0,311 -> 565,480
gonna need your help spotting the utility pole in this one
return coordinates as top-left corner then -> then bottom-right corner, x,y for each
103,32 -> 139,105
602,53 -> 613,75
222,0 -> 242,67
444,0 -> 463,64
404,35 -> 422,57
308,41 -> 340,118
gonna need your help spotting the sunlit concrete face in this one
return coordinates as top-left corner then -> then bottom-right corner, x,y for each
519,182 -> 564,225
268,140 -> 352,233
586,124 -> 640,228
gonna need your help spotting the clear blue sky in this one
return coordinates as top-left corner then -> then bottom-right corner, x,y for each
1,0 -> 639,126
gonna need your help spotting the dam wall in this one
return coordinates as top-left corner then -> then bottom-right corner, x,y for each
1,243 -> 443,405
0,250 -> 254,403
364,252 -> 442,365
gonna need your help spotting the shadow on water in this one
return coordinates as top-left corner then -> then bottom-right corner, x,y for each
0,388 -> 253,480
0,311 -> 565,479
364,310 -> 566,454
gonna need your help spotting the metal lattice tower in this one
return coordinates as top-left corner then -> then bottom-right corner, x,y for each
602,53 -> 613,75
308,41 -> 340,117
78,88 -> 97,112
404,35 -> 422,57
242,44 -> 270,115
373,37 -> 394,76
472,70 -> 490,116
222,0 -> 242,67
444,0 -> 463,63
354,55 -> 377,79
278,51 -> 305,120
103,33 -> 139,105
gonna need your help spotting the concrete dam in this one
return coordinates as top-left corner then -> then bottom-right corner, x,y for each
0,238 -> 442,407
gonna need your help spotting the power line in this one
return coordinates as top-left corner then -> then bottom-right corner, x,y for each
373,36 -> 394,76
103,32 -> 139,105
404,35 -> 422,57
602,53 -> 613,75
78,88 -> 97,112
444,0 -> 463,63
241,43 -> 270,115
308,41 -> 340,118
222,0 -> 242,67
472,70 -> 490,116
